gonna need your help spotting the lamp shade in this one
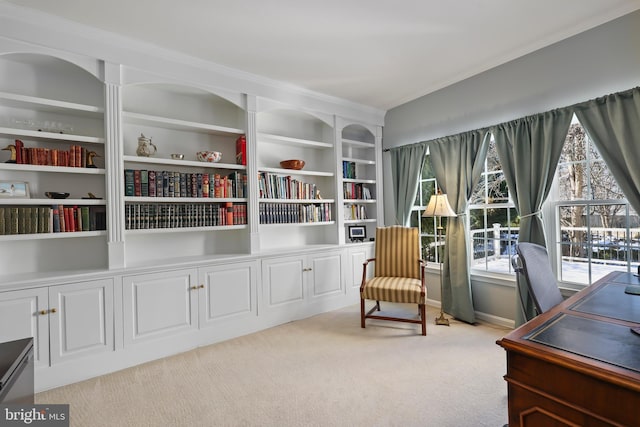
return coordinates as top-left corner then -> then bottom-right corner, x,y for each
422,192 -> 457,218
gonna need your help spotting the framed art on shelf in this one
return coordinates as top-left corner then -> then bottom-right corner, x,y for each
0,181 -> 30,198
348,225 -> 366,242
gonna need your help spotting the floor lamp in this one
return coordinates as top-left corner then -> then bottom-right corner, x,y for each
423,190 -> 457,326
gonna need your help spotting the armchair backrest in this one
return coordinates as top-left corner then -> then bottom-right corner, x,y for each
374,226 -> 421,279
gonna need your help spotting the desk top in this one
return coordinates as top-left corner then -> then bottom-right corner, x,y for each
498,271 -> 640,388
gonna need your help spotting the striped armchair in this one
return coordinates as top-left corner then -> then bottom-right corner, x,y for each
360,226 -> 428,335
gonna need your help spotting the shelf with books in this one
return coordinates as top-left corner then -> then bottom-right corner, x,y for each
339,123 -> 381,244
0,52 -> 108,277
124,201 -> 247,231
0,203 -> 106,236
124,168 -> 247,199
256,106 -> 337,249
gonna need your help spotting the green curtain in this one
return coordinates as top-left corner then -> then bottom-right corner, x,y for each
390,143 -> 428,226
492,109 -> 572,326
574,87 -> 640,216
426,130 -> 490,324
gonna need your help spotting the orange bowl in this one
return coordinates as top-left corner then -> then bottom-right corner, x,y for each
280,159 -> 305,170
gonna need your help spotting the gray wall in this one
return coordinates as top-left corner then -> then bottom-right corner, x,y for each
382,10 -> 640,325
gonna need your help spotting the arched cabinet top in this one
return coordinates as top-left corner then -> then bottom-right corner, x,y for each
122,67 -> 245,109
0,52 -> 104,109
122,82 -> 246,133
341,123 -> 376,145
256,105 -> 334,145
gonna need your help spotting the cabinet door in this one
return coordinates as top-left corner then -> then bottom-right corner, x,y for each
48,279 -> 114,364
123,269 -> 198,345
198,261 -> 257,328
261,256 -> 305,319
308,251 -> 343,298
347,244 -> 374,299
0,288 -> 49,366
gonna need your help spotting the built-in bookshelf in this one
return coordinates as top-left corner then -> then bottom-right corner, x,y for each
340,123 -> 380,243
0,53 -> 108,275
256,105 -> 337,249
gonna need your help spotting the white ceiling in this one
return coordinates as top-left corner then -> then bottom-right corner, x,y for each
5,0 -> 640,111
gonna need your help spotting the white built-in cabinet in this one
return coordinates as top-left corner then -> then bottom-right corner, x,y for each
0,278 -> 114,367
122,260 -> 259,349
121,82 -> 250,267
0,41 -> 384,392
260,250 -> 344,324
346,243 -> 375,299
338,121 -> 383,244
0,53 -> 108,277
123,269 -> 198,346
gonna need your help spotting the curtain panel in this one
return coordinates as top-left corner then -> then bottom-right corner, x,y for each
574,87 -> 640,217
492,109 -> 573,326
390,142 -> 428,226
426,130 -> 489,324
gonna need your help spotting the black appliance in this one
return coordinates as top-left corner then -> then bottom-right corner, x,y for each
0,337 -> 34,404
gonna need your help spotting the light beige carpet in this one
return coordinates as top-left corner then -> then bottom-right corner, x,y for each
37,304 -> 511,427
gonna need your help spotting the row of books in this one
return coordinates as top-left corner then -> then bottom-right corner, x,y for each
258,172 -> 322,200
344,204 -> 367,221
342,161 -> 357,179
125,202 -> 247,230
124,169 -> 247,199
0,205 -> 107,235
11,139 -> 95,168
343,183 -> 372,200
259,202 -> 332,224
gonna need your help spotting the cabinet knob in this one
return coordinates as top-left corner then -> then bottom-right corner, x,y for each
50,308 -> 57,314
199,284 -> 205,289
39,310 -> 48,315
190,286 -> 198,290
303,267 -> 313,272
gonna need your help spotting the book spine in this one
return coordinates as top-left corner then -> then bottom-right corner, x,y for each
140,170 -> 149,197
148,170 -> 156,197
133,169 -> 142,196
124,169 -> 135,196
52,206 -> 60,232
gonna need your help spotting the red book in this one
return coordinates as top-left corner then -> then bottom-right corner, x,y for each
133,170 -> 142,196
14,139 -> 23,164
58,205 -> 66,232
63,207 -> 72,232
225,202 -> 233,225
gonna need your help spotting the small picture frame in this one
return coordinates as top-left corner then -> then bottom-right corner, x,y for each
348,225 -> 367,242
0,181 -> 30,198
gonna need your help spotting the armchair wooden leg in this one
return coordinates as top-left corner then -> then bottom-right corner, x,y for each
360,297 -> 365,329
420,304 -> 426,336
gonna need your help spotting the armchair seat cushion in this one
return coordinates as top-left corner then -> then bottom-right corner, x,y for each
361,277 -> 426,304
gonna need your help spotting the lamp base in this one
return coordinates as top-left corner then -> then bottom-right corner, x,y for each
435,311 -> 450,326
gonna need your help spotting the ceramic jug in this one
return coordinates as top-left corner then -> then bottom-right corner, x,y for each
136,133 -> 157,157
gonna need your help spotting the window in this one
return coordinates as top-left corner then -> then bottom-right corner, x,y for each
468,137 -> 518,274
410,155 -> 449,263
413,118 -> 639,286
553,118 -> 639,285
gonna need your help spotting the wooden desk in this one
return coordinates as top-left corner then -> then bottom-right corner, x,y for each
497,271 -> 640,426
